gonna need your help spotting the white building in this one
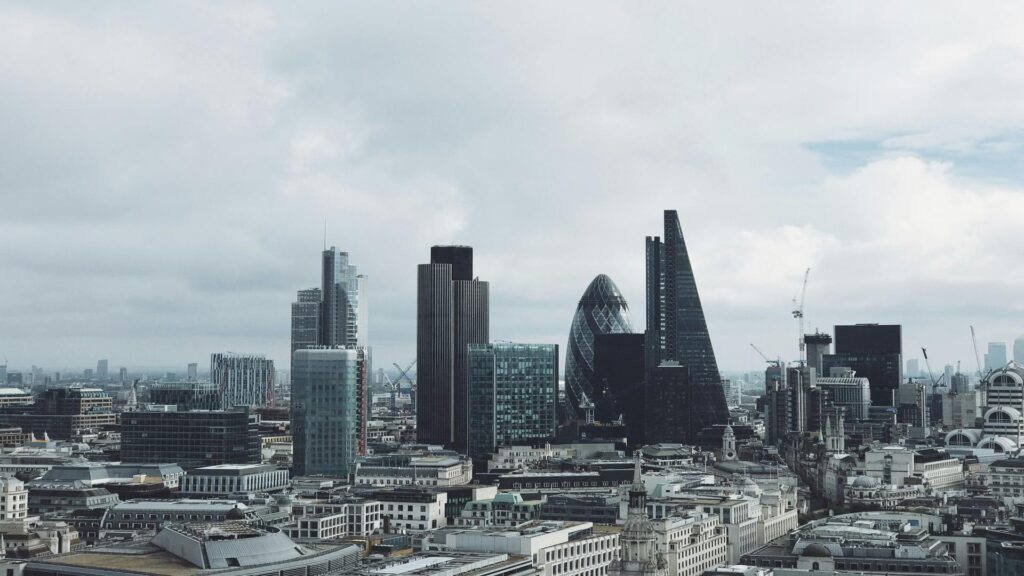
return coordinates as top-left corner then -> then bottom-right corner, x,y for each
371,488 -> 448,532
355,454 -> 472,487
943,392 -> 981,429
863,446 -> 963,492
487,443 -> 619,472
180,464 -> 290,496
0,475 -> 28,520
287,497 -> 383,538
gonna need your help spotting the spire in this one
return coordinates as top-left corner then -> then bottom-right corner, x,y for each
632,452 -> 643,487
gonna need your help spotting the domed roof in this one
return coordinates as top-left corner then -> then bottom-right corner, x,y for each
802,543 -> 832,557
578,274 -> 630,308
850,475 -> 879,488
226,505 -> 246,520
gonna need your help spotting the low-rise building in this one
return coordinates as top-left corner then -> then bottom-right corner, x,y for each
180,463 -> 290,497
286,496 -> 383,539
355,453 -> 472,487
987,457 -> 1024,498
368,487 -> 448,532
457,493 -> 543,528
347,552 -> 536,576
103,499 -> 259,532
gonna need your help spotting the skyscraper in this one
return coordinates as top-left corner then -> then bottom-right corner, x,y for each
96,360 -> 108,380
417,246 -> 489,450
906,358 -> 920,379
644,210 -> 728,441
291,347 -> 366,476
210,353 -> 275,408
804,332 -> 832,376
290,288 -> 322,357
986,342 -> 1008,372
320,247 -> 367,348
593,333 -> 646,445
466,343 -> 558,461
187,362 -> 198,382
565,274 -> 634,423
1015,336 -> 1024,365
823,324 -> 902,407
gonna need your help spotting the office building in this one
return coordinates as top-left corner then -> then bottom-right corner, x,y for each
118,366 -> 127,383
823,324 -> 902,407
1016,336 -> 1024,365
593,333 -> 646,445
816,370 -> 871,421
0,387 -> 116,439
565,274 -> 634,423
187,362 -> 198,381
906,358 -> 919,379
120,407 -> 260,469
180,464 -> 290,497
804,332 -> 832,376
96,359 -> 108,380
645,210 -> 728,439
987,341 -> 1009,372
150,381 -> 221,410
210,352 -> 275,408
290,287 -> 321,357
645,362 -> 694,444
291,347 -> 367,476
417,245 -> 489,450
320,247 -> 367,348
467,343 -> 558,461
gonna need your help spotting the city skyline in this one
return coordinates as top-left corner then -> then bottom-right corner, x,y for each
4,3 -> 1024,372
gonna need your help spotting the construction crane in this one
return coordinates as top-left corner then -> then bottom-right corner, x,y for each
921,347 -> 941,393
392,360 -> 417,389
750,343 -> 781,367
792,268 -> 810,364
970,326 -> 983,377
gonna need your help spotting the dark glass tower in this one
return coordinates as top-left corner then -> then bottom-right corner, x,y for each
644,210 -> 728,442
593,333 -> 646,445
417,246 -> 489,450
565,274 -> 634,423
823,324 -> 902,407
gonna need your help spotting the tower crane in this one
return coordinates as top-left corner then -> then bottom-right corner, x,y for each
921,347 -> 941,393
750,343 -> 781,367
792,268 -> 810,364
970,326 -> 983,377
392,360 -> 417,390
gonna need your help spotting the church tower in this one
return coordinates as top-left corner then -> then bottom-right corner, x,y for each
720,424 -> 737,461
824,414 -> 845,453
609,454 -> 666,576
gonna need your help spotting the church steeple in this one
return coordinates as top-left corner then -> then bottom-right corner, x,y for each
610,453 -> 665,576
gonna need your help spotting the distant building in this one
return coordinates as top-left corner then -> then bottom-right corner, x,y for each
987,342 -> 1009,372
467,343 -> 558,462
1016,336 -> 1024,365
803,332 -> 832,376
291,347 -> 368,476
121,407 -> 260,469
210,353 -> 274,408
824,324 -> 902,407
0,387 -> 116,439
644,210 -> 728,437
817,370 -> 871,421
149,381 -> 221,410
354,453 -> 472,487
95,359 -> 108,380
564,274 -> 634,424
187,362 -> 198,381
290,287 -> 321,359
906,358 -> 920,378
418,245 -> 489,450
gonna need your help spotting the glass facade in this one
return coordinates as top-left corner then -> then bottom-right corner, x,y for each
828,324 -> 902,407
564,275 -> 634,423
120,408 -> 260,469
467,343 -> 558,461
291,347 -> 364,476
644,210 -> 729,441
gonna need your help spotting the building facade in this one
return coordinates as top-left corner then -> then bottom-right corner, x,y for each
291,347 -> 367,477
121,407 -> 260,469
644,210 -> 728,441
564,274 -> 634,424
209,353 -> 275,409
467,343 -> 558,462
823,324 -> 902,407
417,245 -> 489,450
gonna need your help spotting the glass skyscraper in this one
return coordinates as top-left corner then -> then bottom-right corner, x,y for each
291,347 -> 366,476
467,343 -> 558,462
564,274 -> 634,423
644,210 -> 728,442
417,246 -> 489,450
823,324 -> 902,407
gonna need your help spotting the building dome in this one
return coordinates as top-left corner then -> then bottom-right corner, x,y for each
802,543 -> 832,558
564,274 -> 633,422
226,505 -> 246,520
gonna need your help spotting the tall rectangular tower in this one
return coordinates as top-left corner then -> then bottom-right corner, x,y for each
417,246 -> 489,450
824,324 -> 902,407
291,288 -> 322,357
320,247 -> 365,348
291,347 -> 365,476
644,210 -> 728,441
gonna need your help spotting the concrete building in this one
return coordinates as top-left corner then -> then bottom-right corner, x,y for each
355,453 -> 472,487
816,371 -> 871,421
367,487 -> 449,532
210,353 -> 275,409
180,464 -> 290,497
346,552 -> 535,576
0,475 -> 28,520
286,496 -> 383,539
863,446 -> 964,492
0,389 -> 33,408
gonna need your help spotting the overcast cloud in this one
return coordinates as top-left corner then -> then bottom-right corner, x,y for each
2,2 -> 1024,374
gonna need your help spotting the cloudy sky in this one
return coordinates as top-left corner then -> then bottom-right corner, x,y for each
3,2 -> 1024,375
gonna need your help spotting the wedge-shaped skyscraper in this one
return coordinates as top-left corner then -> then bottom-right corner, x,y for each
565,274 -> 634,423
645,210 -> 728,442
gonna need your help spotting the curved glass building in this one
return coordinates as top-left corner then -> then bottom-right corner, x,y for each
565,274 -> 634,422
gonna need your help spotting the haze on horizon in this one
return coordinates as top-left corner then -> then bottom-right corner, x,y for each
2,2 -> 1024,375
